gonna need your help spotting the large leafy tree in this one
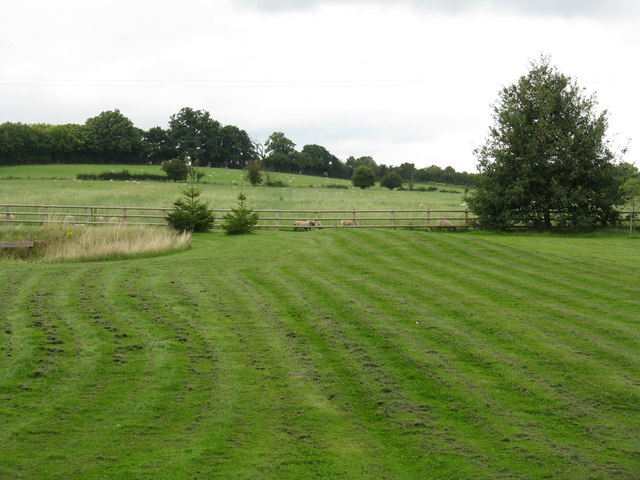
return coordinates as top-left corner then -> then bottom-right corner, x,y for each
264,132 -> 298,172
143,126 -> 176,164
85,110 -> 143,163
168,107 -> 221,166
0,122 -> 41,164
218,125 -> 255,169
46,124 -> 87,163
468,57 -> 624,230
301,144 -> 342,176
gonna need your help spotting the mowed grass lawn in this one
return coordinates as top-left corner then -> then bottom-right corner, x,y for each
1,229 -> 638,479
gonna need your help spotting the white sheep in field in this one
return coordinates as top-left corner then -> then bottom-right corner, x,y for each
340,219 -> 359,227
108,217 -> 120,223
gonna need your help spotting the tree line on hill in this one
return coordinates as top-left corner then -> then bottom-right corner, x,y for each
0,107 -> 478,186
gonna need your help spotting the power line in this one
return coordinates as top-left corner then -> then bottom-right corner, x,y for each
0,78 -> 436,88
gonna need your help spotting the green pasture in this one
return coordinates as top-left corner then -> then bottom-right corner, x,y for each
1,228 -> 639,479
0,164 -> 466,211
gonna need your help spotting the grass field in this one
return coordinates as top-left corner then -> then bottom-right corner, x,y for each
0,164 -> 467,211
1,228 -> 639,479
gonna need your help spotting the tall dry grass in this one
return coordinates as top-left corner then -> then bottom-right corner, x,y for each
0,224 -> 191,262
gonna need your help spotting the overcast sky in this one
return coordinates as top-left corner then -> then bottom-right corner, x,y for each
1,0 -> 638,172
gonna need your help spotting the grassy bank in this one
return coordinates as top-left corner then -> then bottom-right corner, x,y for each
0,229 -> 638,479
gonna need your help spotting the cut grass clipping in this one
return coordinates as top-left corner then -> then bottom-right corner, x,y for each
0,224 -> 190,262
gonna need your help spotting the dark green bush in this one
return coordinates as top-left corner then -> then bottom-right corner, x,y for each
265,180 -> 287,188
77,169 -> 167,181
351,166 -> 376,189
245,159 -> 263,186
162,158 -> 190,182
311,184 -> 349,189
380,172 -> 403,190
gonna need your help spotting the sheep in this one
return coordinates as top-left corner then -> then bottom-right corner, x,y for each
64,215 -> 74,222
294,220 -> 313,231
340,219 -> 359,227
108,217 -> 120,223
293,220 -> 323,230
436,219 -> 456,230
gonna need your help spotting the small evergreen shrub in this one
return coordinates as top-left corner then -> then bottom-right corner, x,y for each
166,168 -> 214,232
221,193 -> 259,235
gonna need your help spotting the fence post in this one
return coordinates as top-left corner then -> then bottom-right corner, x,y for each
123,208 -> 128,224
44,207 -> 49,224
391,211 -> 396,228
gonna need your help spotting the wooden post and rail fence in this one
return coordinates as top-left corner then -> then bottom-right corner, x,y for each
0,203 -> 473,229
0,203 -> 636,231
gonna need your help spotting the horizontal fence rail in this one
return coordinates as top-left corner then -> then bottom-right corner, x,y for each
1,204 -> 636,231
1,203 -> 477,229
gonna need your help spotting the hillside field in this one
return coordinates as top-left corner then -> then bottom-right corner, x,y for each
0,165 -> 639,479
0,164 -> 467,211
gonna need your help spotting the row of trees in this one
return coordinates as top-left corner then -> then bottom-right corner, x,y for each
0,108 -> 478,186
0,108 -> 255,168
259,131 -> 477,185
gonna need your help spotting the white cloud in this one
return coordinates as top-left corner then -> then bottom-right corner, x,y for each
236,0 -> 638,17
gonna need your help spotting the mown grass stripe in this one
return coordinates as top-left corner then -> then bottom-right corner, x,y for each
247,259 -> 519,478
343,231 -> 640,367
301,231 -> 638,476
190,270 -> 388,478
273,260 -> 563,476
330,232 -> 640,420
232,271 -> 403,479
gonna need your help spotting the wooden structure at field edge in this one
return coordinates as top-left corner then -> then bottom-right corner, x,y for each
0,233 -> 35,256
1,203 -> 636,231
1,203 -> 474,229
